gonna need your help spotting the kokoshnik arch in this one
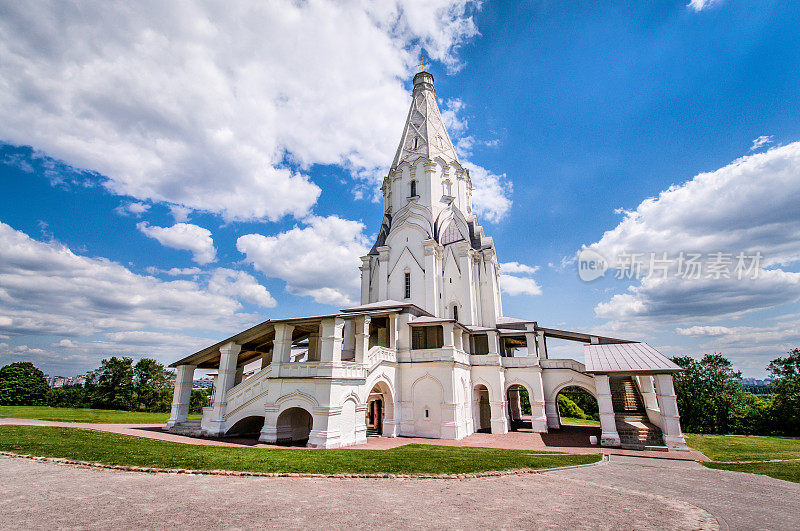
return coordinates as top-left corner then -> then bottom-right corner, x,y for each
166,71 -> 688,451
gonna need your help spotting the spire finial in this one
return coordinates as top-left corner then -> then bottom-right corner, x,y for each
414,58 -> 431,72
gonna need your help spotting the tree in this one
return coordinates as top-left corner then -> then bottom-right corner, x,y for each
672,354 -> 747,434
557,394 -> 588,419
767,348 -> 800,436
134,358 -> 174,412
0,362 -> 50,405
87,356 -> 135,410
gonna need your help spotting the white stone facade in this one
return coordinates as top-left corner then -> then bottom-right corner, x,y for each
167,71 -> 688,451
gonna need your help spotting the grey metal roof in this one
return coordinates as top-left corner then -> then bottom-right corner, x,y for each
584,342 -> 683,374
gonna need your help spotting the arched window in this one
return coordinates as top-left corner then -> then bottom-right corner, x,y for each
410,180 -> 417,198
404,272 -> 411,299
453,305 -> 459,322
443,179 -> 452,196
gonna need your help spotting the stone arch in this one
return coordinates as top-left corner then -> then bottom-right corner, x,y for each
472,383 -> 491,432
275,390 -> 319,409
411,373 -> 443,438
225,414 -> 265,438
366,377 -> 396,437
505,381 -> 533,431
547,379 -> 597,404
275,406 -> 313,445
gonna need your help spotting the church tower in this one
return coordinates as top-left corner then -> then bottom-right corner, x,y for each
359,71 -> 503,327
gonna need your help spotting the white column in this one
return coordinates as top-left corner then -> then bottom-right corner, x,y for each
453,327 -> 463,350
529,369 -> 548,432
595,374 -> 621,447
536,330 -> 548,359
508,388 -> 522,420
654,374 -> 688,449
524,324 -> 540,363
636,375 -> 659,411
423,239 -> 439,316
204,342 -> 240,436
360,256 -> 371,305
377,246 -> 390,301
388,313 -> 398,350
319,317 -> 345,362
462,331 -> 471,354
396,312 -> 411,361
442,322 -> 455,348
260,348 -> 273,369
166,364 -> 195,428
306,329 -> 320,362
457,244 -> 475,325
272,323 -> 295,363
486,330 -> 500,356
354,315 -> 370,364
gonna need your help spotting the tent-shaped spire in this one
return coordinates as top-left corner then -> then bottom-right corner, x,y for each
390,71 -> 460,170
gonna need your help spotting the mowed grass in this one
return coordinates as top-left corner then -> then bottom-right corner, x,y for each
560,416 -> 601,427
0,406 -> 201,424
686,434 -> 800,484
0,425 -> 600,475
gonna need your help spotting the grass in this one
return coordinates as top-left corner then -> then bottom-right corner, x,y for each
686,434 -> 800,484
0,406 -> 201,424
560,416 -> 601,427
0,425 -> 600,475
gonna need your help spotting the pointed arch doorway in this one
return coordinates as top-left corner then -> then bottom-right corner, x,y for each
366,381 -> 395,437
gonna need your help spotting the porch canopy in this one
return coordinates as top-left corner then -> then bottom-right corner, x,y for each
584,342 -> 683,374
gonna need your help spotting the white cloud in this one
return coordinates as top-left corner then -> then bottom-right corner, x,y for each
500,262 -> 539,275
0,1 -> 480,222
115,201 -> 150,216
688,0 -> 721,12
464,162 -> 513,223
750,135 -> 774,151
208,268 -> 277,308
498,261 -> 542,297
146,266 -> 202,277
588,142 -> 800,324
237,216 -> 370,306
137,222 -> 216,265
499,274 -> 542,297
0,221 -> 256,339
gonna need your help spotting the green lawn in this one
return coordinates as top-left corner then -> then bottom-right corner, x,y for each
560,416 -> 601,427
0,406 -> 201,424
686,434 -> 800,484
0,425 -> 600,475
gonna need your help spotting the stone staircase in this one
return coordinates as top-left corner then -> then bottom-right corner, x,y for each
164,419 -> 203,437
609,377 -> 665,450
366,426 -> 380,437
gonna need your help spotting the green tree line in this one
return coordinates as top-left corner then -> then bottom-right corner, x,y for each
673,348 -> 800,436
0,357 -> 210,414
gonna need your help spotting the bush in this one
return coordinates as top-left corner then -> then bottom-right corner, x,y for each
0,362 -> 50,406
46,387 -> 90,408
557,394 -> 587,419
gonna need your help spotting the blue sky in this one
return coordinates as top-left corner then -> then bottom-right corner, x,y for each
1,0 -> 798,377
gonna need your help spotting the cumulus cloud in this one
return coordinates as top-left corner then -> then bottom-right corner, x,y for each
237,216 -> 370,306
464,162 -> 513,223
498,261 -> 542,297
208,268 -> 277,308
0,220 -> 258,340
0,1 -> 480,222
145,266 -> 202,277
137,222 -> 216,265
588,142 -> 800,324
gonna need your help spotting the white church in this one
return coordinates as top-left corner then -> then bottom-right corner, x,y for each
166,71 -> 687,451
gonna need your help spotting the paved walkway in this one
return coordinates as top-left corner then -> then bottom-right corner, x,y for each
0,456 -> 718,529
549,454 -> 800,530
0,418 -> 708,460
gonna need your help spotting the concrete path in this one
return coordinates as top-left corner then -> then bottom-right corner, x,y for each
549,454 -> 800,530
0,456 -> 717,530
0,418 -> 708,460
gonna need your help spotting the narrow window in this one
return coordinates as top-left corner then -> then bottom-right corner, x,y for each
410,180 -> 417,197
425,409 -> 429,418
413,137 -> 419,150
404,272 -> 411,299
453,305 -> 459,322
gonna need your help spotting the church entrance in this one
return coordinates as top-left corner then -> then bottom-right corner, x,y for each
473,384 -> 491,433
506,384 -> 531,431
275,407 -> 313,446
367,397 -> 383,436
